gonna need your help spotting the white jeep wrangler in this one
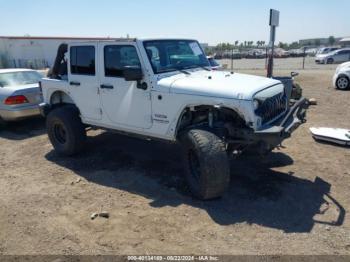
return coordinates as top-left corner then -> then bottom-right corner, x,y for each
40,38 -> 307,200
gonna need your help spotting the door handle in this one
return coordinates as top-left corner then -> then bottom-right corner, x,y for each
69,81 -> 80,86
100,84 -> 114,89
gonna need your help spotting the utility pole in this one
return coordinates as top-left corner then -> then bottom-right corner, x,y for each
267,9 -> 280,78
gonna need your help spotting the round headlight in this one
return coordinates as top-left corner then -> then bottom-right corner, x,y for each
253,99 -> 260,110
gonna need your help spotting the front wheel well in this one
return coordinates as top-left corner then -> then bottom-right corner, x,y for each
175,105 -> 248,138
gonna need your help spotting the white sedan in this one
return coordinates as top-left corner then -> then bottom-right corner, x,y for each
333,62 -> 350,90
0,69 -> 43,123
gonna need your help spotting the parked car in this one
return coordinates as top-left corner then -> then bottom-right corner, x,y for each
40,38 -> 307,200
316,47 -> 339,55
289,49 -> 306,57
214,50 -> 241,60
0,69 -> 43,123
207,56 -> 222,70
315,48 -> 350,64
246,49 -> 266,59
333,61 -> 350,90
267,48 -> 289,58
305,48 -> 318,57
276,49 -> 290,58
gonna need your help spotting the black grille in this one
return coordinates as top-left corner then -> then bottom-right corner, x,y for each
255,92 -> 287,125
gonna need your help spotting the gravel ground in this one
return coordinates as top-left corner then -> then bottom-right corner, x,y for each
0,67 -> 349,255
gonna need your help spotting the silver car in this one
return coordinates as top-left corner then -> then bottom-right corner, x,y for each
0,69 -> 43,122
315,48 -> 350,64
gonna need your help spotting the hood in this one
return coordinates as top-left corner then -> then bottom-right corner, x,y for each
338,61 -> 350,70
316,54 -> 329,58
165,70 -> 281,100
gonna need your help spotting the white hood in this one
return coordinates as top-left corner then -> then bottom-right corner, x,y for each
164,70 -> 281,100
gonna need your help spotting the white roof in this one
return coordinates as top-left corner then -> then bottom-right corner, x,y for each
340,37 -> 350,42
0,68 -> 34,73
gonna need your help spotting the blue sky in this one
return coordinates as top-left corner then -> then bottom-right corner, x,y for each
1,0 -> 349,45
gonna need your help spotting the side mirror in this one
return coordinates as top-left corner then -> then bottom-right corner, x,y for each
291,71 -> 299,77
123,67 -> 143,81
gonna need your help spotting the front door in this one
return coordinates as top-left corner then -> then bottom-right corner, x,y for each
68,43 -> 101,120
98,42 -> 152,129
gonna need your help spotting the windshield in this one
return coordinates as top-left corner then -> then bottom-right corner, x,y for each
143,40 -> 209,74
0,71 -> 43,87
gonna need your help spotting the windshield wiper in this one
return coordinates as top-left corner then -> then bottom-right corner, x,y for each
157,68 -> 191,75
177,69 -> 191,75
183,65 -> 211,71
199,66 -> 211,71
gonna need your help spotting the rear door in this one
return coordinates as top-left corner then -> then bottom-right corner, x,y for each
98,42 -> 152,129
334,50 -> 350,63
68,43 -> 102,120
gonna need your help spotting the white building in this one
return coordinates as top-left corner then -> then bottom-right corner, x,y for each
0,36 -> 123,69
339,37 -> 350,47
0,36 -> 211,69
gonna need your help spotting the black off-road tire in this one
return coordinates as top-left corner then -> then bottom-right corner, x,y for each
179,129 -> 230,200
46,106 -> 86,156
0,117 -> 6,128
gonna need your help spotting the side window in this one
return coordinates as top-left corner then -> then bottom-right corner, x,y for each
104,45 -> 141,77
70,46 -> 95,75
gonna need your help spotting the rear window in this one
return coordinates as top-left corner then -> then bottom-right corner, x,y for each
0,71 -> 42,87
70,46 -> 95,75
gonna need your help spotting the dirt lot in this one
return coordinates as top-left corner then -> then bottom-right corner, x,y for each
0,65 -> 350,255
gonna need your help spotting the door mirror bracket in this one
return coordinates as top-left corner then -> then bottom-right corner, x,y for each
137,82 -> 148,90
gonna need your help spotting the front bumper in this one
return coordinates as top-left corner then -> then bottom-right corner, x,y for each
253,97 -> 308,150
0,105 -> 41,121
226,97 -> 308,152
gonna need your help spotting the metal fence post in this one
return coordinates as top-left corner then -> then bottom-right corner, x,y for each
302,47 -> 306,69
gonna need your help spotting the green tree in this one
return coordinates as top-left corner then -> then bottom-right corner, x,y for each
289,41 -> 300,49
278,42 -> 288,49
328,36 -> 336,46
